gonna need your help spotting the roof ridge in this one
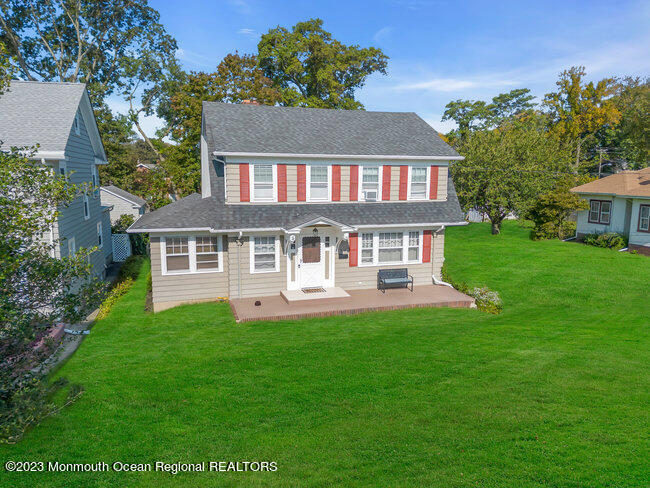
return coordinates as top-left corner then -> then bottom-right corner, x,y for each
9,80 -> 86,86
202,101 -> 415,115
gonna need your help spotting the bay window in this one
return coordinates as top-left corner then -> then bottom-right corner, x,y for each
409,167 -> 428,200
358,230 -> 424,266
308,165 -> 329,201
251,236 -> 279,273
161,235 -> 223,275
252,164 -> 275,201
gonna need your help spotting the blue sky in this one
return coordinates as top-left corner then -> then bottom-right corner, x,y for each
115,0 -> 650,135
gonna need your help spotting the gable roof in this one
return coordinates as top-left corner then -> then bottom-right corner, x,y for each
571,168 -> 650,198
0,80 -> 106,161
202,102 -> 461,159
101,185 -> 147,207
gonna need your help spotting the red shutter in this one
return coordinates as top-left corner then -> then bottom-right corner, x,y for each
382,165 -> 391,200
297,164 -> 306,201
277,164 -> 287,202
332,165 -> 341,201
422,230 -> 432,263
239,164 -> 250,202
399,166 -> 408,200
429,165 -> 439,200
349,165 -> 359,201
349,233 -> 358,267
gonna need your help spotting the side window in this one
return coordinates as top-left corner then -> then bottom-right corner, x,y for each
73,113 -> 81,136
638,205 -> 650,232
83,192 -> 90,220
195,236 -> 221,271
408,231 -> 420,261
164,237 -> 190,272
360,233 -> 374,264
67,237 -> 76,257
97,221 -> 103,248
58,160 -> 67,178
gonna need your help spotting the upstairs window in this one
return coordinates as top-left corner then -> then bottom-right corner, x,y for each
409,167 -> 427,200
361,166 -> 380,201
83,192 -> 90,220
588,200 -> 611,224
639,205 -> 650,232
309,165 -> 329,201
165,237 -> 190,272
97,221 -> 103,248
73,113 -> 81,135
252,164 -> 274,201
91,165 -> 99,189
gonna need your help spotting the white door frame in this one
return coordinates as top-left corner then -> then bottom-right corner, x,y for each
286,228 -> 336,290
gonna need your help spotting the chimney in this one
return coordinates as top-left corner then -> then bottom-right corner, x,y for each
241,99 -> 260,105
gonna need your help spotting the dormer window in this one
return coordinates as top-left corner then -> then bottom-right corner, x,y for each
361,166 -> 380,201
252,164 -> 275,202
308,165 -> 330,201
409,166 -> 428,200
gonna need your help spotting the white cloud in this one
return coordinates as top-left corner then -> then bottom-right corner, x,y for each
396,77 -> 517,92
228,0 -> 253,15
237,28 -> 257,39
373,26 -> 393,43
175,47 -> 214,69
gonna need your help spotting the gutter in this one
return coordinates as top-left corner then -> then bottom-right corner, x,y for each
213,150 -> 463,161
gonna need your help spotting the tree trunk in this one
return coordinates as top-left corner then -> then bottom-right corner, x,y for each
574,140 -> 582,172
491,220 -> 501,235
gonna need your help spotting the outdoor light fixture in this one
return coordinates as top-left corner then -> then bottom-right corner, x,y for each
313,228 -> 318,236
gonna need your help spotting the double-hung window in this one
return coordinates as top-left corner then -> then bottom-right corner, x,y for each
97,221 -> 103,248
409,167 -> 428,200
639,205 -> 650,232
407,231 -> 420,261
588,200 -> 611,224
196,236 -> 221,271
83,192 -> 90,220
252,164 -> 275,201
378,232 -> 403,264
361,233 -> 374,265
251,236 -> 279,273
309,165 -> 329,201
165,237 -> 190,272
361,166 -> 380,201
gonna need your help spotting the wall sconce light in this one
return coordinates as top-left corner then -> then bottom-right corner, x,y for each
313,228 -> 318,236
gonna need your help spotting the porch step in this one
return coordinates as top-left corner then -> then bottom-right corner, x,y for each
281,287 -> 350,304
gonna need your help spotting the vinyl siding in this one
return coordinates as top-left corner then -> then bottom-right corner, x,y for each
100,190 -> 144,223
436,167 -> 448,201
58,108 -> 106,277
225,163 -> 240,203
628,199 -> 650,247
575,195 -> 628,235
150,235 -> 229,307
227,234 -> 287,298
286,164 -> 298,202
101,209 -> 113,263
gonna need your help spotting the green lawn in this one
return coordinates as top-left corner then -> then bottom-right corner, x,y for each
2,222 -> 648,487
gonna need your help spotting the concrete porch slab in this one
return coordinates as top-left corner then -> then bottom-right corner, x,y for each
230,285 -> 475,323
281,287 -> 350,303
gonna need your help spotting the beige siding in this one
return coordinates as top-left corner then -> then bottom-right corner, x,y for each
100,190 -> 143,224
225,163 -> 240,203
286,164 -> 298,202
436,167 -> 448,201
390,165 -> 402,200
432,229 -> 445,278
150,236 -> 229,308
227,235 -> 287,298
340,165 -> 351,202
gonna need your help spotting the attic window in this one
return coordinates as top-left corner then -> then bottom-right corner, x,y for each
73,113 -> 81,136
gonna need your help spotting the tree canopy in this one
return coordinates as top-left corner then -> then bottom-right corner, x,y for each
257,18 -> 388,109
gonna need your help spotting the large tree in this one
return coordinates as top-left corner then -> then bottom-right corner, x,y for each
0,40 -> 13,93
543,66 -> 621,170
257,18 -> 388,109
0,147 -> 105,442
453,118 -> 572,234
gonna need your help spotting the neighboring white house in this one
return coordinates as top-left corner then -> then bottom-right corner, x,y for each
0,81 -> 113,275
100,185 -> 147,224
571,168 -> 650,255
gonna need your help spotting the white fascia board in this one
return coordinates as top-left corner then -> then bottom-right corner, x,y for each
94,157 -> 108,165
355,221 -> 468,229
29,151 -> 66,160
214,151 -> 463,161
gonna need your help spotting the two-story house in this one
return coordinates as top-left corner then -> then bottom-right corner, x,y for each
0,81 -> 112,276
129,102 -> 467,312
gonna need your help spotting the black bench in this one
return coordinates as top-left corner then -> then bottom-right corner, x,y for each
377,268 -> 414,292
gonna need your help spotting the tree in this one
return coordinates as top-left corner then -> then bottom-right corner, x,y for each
452,118 -> 572,234
0,0 -> 178,150
543,66 -> 621,169
0,147 -> 105,442
0,40 -> 14,94
257,18 -> 388,109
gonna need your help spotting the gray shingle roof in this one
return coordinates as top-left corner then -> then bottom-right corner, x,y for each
0,81 -> 86,153
101,185 -> 147,206
203,102 -> 460,158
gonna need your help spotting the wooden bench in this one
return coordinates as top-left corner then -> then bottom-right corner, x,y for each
377,268 -> 414,293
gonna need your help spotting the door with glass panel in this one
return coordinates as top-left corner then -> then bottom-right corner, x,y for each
299,236 -> 325,289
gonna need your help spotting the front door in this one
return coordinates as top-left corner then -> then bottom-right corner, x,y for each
300,236 -> 325,289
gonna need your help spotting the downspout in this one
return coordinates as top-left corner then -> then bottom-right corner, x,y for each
237,231 -> 243,298
431,226 -> 454,288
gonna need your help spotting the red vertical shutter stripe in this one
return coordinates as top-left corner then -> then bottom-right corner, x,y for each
399,166 -> 408,200
332,165 -> 341,201
297,164 -> 306,201
349,233 -> 358,267
277,164 -> 287,202
422,230 -> 432,263
239,163 -> 250,202
349,165 -> 359,201
429,165 -> 439,200
382,165 -> 391,200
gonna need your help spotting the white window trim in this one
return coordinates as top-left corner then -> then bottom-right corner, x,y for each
160,235 -> 224,276
67,237 -> 76,257
407,165 -> 431,201
83,192 -> 90,220
91,165 -> 99,192
250,164 -> 277,203
306,164 -> 332,202
357,230 -> 424,267
249,235 -> 281,274
360,165 -> 383,202
97,221 -> 103,248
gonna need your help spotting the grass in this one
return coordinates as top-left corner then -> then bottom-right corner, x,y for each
1,222 -> 648,487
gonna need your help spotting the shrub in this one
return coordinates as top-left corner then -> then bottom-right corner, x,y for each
441,265 -> 502,314
96,278 -> 134,320
117,255 -> 145,282
112,214 -> 149,256
582,232 -> 627,250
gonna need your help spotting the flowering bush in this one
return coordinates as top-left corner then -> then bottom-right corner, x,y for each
441,266 -> 503,314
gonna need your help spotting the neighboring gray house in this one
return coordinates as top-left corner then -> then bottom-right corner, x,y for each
129,102 -> 467,311
100,185 -> 147,224
571,168 -> 650,255
0,81 -> 113,275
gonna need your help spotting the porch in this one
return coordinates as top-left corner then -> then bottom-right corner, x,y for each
229,284 -> 474,323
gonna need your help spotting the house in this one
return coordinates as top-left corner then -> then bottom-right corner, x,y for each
136,162 -> 157,172
571,168 -> 650,255
128,102 -> 467,312
0,81 -> 113,275
100,185 -> 147,224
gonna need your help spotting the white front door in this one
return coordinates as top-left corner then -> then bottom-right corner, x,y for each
299,236 -> 325,289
